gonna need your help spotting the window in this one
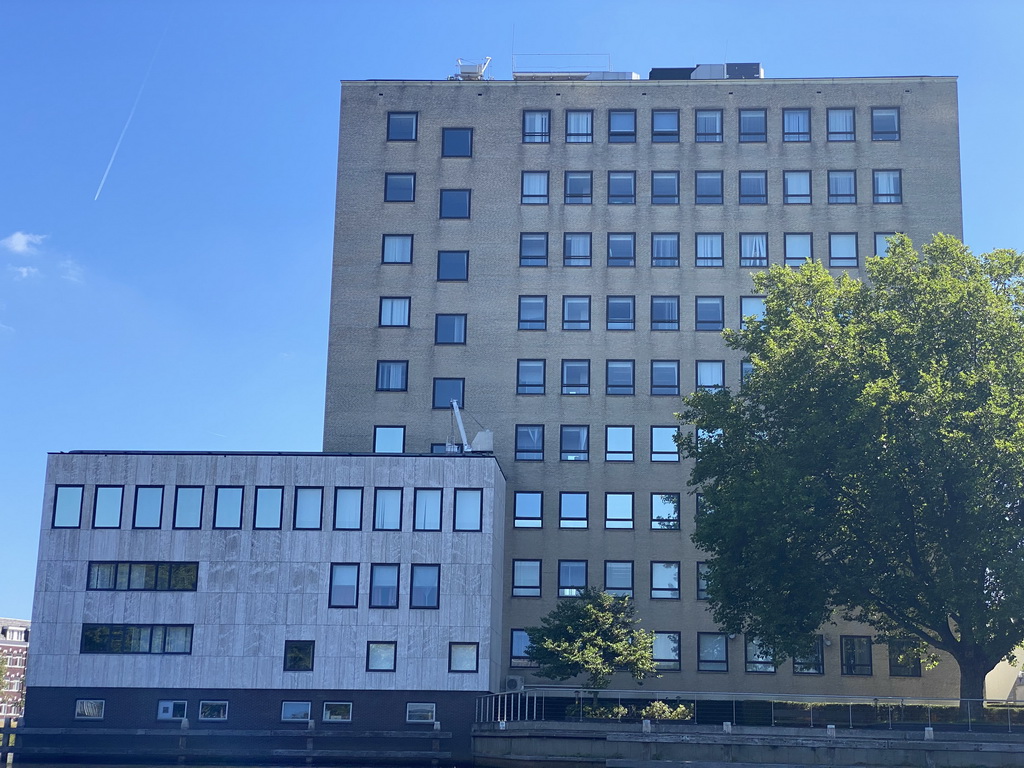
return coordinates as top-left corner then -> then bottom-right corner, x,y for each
562,296 -> 590,330
294,488 -> 322,530
793,635 -> 825,674
384,173 -> 414,201
434,314 -> 466,344
783,108 -> 810,141
334,488 -> 362,530
197,701 -> 227,721
410,564 -> 441,608
607,171 -> 636,205
518,296 -> 546,330
214,487 -> 242,528
369,564 -> 399,608
53,485 -> 83,528
454,488 -> 482,531
93,486 -> 123,528
376,360 -> 408,392
512,560 -> 541,597
651,426 -> 680,462
695,171 -> 723,204
872,107 -> 900,140
652,493 -> 680,530
281,701 -> 312,721
284,639 -> 314,671
514,491 -> 542,528
373,488 -> 401,530
828,170 -> 856,204
651,233 -> 679,267
520,233 -> 548,266
606,360 -> 634,395
157,700 -> 187,720
439,189 -> 470,218
695,233 -> 724,267
604,560 -> 633,596
741,360 -> 754,384
379,297 -> 410,326
841,636 -> 873,675
651,360 -> 680,396
829,233 -> 858,268
441,127 -> 472,157
695,109 -> 722,142
652,109 -> 679,142
87,561 -> 198,591
173,487 -> 202,529
875,232 -> 896,257
252,487 -> 283,529
513,359 -> 544,395
785,233 -> 812,267
562,232 -> 591,267
740,233 -> 768,267
888,640 -> 922,677
607,233 -> 635,267
651,561 -> 680,599
511,629 -> 536,667
412,489 -> 441,531
367,641 -> 397,672
560,425 -> 589,461
696,296 -> 725,331
558,559 -> 587,596
437,250 -> 468,280
432,378 -> 465,409
739,109 -> 766,142
873,170 -> 902,203
828,108 -> 855,141
565,110 -> 593,142
382,234 -> 413,264
696,562 -> 709,600
81,624 -> 193,654
373,426 -> 405,454
740,296 -> 766,329
698,632 -> 728,671
648,297 -> 679,333
739,171 -> 767,204
605,296 -> 635,331
654,632 -> 681,671
449,642 -> 479,673
134,487 -> 161,528
75,699 -> 105,720
387,112 -> 416,141
564,171 -> 592,204
523,110 -> 550,143
521,171 -> 548,204
745,637 -> 776,673
515,425 -> 544,461
605,493 -> 633,530
605,426 -> 634,461
329,563 -> 359,608
783,171 -> 811,204
650,171 -> 679,205
696,360 -> 725,390
323,702 -> 352,722
561,359 -> 590,395
608,110 -> 636,142
559,492 -> 588,528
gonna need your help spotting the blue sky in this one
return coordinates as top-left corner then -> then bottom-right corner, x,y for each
2,0 -> 1022,620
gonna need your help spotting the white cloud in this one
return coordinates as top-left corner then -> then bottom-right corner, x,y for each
1,232 -> 47,254
59,259 -> 84,282
8,266 -> 40,279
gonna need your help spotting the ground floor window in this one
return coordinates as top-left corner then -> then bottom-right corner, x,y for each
406,702 -> 436,723
323,701 -> 352,722
281,701 -> 312,721
75,699 -> 105,719
199,700 -> 228,721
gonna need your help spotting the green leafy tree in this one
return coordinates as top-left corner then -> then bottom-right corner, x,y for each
526,588 -> 656,693
679,234 -> 1024,703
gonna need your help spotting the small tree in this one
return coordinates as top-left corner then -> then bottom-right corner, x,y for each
525,588 -> 656,695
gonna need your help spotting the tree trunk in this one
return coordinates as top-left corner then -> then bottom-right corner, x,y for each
954,645 -> 995,717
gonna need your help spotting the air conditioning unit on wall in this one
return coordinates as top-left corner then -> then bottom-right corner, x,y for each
504,675 -> 525,692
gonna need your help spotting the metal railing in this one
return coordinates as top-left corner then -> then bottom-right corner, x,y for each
475,687 -> 1024,734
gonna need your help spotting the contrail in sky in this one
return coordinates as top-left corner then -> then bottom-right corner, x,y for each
94,26 -> 168,201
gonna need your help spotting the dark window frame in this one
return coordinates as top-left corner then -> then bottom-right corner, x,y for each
738,108 -> 767,142
383,173 -> 415,202
441,126 -> 473,157
608,109 -> 637,143
439,188 -> 471,219
386,112 -> 417,141
328,562 -> 359,608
